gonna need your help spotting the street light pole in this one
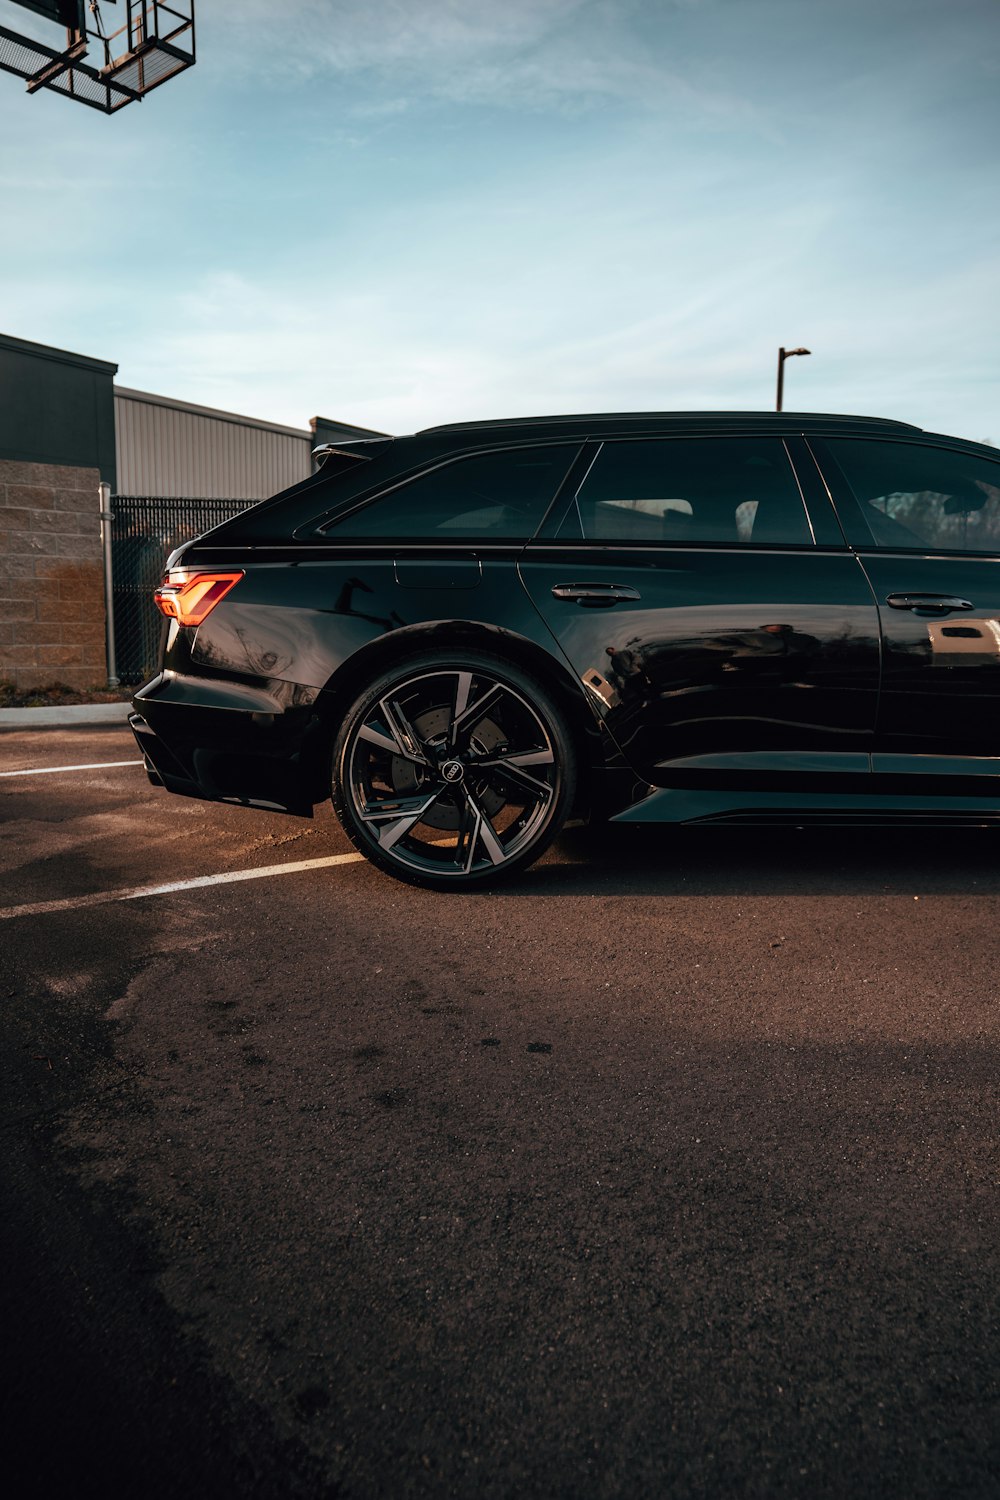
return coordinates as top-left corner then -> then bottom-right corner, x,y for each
98,480 -> 119,688
776,346 -> 811,411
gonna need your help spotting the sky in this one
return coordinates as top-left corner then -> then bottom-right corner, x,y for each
2,0 -> 999,441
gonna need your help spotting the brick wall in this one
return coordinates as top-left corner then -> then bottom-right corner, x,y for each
0,459 -> 107,692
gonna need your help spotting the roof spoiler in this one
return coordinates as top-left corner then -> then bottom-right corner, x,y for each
312,436 -> 393,467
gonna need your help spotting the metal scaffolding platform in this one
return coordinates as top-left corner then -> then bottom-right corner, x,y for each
0,1 -> 194,112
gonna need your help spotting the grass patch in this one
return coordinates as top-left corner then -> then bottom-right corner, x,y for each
0,680 -> 133,709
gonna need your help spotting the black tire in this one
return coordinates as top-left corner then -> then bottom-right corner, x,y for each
331,651 -> 577,890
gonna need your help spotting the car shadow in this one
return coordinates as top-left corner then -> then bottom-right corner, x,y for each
506,822 -> 1000,899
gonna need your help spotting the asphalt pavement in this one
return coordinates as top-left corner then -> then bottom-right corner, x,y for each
2,724 -> 998,1498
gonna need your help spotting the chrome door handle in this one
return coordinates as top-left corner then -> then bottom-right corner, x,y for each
886,593 -> 974,615
550,583 -> 641,606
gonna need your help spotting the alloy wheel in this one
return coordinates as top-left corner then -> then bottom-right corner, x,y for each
335,658 -> 574,887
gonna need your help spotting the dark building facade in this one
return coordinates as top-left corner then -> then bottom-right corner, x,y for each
0,332 -> 382,690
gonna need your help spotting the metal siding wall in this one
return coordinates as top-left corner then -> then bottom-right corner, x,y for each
114,391 -> 312,499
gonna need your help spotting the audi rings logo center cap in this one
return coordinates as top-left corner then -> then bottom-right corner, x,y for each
441,760 -> 465,784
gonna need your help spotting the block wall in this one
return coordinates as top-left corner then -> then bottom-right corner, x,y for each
0,459 -> 107,692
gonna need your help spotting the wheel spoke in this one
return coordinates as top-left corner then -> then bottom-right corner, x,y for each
477,747 -> 554,799
461,786 -> 507,868
357,723 -> 406,757
358,788 -> 446,850
451,670 -> 474,738
450,680 -> 504,746
383,695 -> 429,763
358,697 -> 430,764
455,791 -> 478,872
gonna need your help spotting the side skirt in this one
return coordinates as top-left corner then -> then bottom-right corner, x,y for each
611,786 -> 1000,826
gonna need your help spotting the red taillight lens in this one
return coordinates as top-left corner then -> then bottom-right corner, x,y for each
154,571 -> 244,627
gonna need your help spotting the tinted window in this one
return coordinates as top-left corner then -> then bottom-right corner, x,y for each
555,438 -> 812,545
829,439 -> 1000,552
322,444 -> 578,541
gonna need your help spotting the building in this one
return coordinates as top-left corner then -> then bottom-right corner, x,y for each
0,332 -> 384,690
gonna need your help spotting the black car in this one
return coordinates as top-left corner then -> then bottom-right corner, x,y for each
130,410 -> 1000,888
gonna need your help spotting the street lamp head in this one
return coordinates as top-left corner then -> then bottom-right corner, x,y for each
785,347 -> 811,357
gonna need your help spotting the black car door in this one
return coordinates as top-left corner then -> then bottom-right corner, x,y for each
809,435 -> 1000,779
518,433 -> 882,788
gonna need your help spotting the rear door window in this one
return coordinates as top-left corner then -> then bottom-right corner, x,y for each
320,444 -> 579,541
555,437 -> 813,545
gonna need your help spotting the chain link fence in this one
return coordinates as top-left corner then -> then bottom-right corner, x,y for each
111,496 -> 257,684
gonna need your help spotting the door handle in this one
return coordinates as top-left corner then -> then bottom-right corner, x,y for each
885,593 -> 974,615
550,583 -> 641,606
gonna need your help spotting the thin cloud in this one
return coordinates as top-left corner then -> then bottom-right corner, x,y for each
217,0 -> 759,123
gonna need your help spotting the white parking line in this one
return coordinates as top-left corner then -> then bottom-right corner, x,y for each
0,852 -> 366,920
0,760 -> 144,778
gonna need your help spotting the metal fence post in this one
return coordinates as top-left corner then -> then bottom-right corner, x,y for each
98,481 -> 120,687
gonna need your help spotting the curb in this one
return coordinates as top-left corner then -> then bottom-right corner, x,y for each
0,703 -> 133,728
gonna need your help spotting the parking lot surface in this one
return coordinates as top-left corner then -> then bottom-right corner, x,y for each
2,723 -> 999,1498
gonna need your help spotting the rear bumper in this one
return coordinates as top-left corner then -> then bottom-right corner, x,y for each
130,672 -> 326,817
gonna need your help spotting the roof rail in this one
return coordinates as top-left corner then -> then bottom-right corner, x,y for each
419,411 -> 923,434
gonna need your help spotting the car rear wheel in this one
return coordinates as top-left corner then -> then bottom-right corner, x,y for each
332,652 -> 577,889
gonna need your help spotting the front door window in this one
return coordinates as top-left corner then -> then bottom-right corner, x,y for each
827,438 -> 1000,554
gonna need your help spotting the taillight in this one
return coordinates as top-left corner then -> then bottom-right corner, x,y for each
154,571 -> 244,627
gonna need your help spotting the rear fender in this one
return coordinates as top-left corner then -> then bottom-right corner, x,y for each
309,620 -> 615,817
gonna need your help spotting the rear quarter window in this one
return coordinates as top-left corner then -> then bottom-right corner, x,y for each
319,444 -> 580,542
